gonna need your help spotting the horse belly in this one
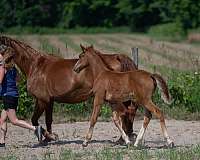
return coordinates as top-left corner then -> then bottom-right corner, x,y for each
105,91 -> 135,102
54,88 -> 92,103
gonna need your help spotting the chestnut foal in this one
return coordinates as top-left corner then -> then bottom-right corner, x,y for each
73,45 -> 174,148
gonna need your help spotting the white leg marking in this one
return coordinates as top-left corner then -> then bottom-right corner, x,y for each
134,125 -> 146,147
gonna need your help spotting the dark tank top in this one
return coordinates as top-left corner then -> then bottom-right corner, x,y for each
2,67 -> 19,97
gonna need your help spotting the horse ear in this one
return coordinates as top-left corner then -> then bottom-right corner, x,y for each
80,44 -> 86,52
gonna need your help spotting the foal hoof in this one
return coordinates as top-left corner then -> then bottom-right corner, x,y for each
126,141 -> 132,148
168,142 -> 175,148
115,137 -> 125,145
129,133 -> 137,143
82,141 -> 88,147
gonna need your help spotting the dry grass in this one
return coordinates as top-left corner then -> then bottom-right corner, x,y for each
13,34 -> 200,72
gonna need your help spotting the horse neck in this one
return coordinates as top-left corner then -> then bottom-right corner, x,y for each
87,51 -> 108,78
11,41 -> 39,76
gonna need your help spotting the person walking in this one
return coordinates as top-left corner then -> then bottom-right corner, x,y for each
0,48 -> 44,147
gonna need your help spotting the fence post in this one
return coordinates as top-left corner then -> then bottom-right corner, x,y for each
131,47 -> 139,68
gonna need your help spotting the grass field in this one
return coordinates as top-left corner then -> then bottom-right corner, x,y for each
10,33 -> 200,73
2,145 -> 200,160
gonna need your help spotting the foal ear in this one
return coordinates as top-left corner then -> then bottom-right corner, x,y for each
80,44 -> 86,52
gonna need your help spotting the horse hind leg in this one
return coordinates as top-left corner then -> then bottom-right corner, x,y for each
112,111 -> 130,145
134,108 -> 152,147
136,101 -> 174,148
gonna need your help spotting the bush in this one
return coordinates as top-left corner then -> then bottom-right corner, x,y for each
17,74 -> 33,119
168,72 -> 200,112
148,23 -> 186,41
153,70 -> 200,113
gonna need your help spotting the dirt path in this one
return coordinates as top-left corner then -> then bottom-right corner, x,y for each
1,120 -> 200,159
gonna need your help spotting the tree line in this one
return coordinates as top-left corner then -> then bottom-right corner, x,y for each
0,0 -> 200,32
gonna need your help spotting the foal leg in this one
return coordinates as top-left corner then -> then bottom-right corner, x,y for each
83,94 -> 104,147
135,101 -> 174,147
134,108 -> 152,147
112,111 -> 130,145
116,101 -> 138,144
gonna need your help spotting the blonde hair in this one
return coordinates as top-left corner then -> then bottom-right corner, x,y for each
0,45 -> 15,69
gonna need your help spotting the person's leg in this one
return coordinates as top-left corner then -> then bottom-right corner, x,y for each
6,109 -> 44,142
6,109 -> 35,131
0,110 -> 7,145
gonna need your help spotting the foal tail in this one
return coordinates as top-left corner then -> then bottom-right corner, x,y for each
116,54 -> 138,71
151,73 -> 172,104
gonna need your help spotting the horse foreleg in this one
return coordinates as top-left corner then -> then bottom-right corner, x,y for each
83,94 -> 104,147
123,102 -> 138,139
134,108 -> 152,147
112,111 -> 130,145
31,99 -> 45,127
44,101 -> 58,142
115,101 -> 138,145
45,101 -> 53,133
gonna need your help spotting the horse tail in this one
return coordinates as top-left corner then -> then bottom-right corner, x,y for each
116,54 -> 137,72
151,73 -> 172,104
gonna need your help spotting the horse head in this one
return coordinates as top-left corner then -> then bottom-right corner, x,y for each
73,44 -> 94,73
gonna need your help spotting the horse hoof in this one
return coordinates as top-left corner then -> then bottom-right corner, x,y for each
168,142 -> 175,148
126,141 -> 132,148
129,133 -> 137,143
82,141 -> 88,147
52,133 -> 59,141
45,133 -> 59,141
115,137 -> 125,145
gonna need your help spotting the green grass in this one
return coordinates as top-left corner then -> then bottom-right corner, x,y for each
58,145 -> 200,160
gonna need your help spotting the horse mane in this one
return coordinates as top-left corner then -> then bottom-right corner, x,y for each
94,48 -> 137,72
116,54 -> 137,71
94,50 -> 115,71
0,36 -> 40,55
0,36 -> 61,60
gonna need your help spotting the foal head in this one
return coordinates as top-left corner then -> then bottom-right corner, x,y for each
73,44 -> 96,73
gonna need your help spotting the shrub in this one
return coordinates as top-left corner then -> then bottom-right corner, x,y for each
17,74 -> 34,119
168,72 -> 200,112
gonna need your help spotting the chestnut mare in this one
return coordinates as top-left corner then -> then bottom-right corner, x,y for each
0,36 -> 138,143
73,45 -> 174,147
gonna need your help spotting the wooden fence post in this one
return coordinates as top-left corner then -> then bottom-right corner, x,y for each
131,47 -> 139,68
